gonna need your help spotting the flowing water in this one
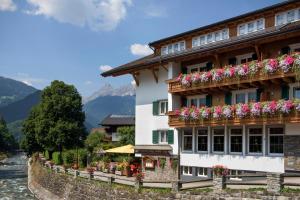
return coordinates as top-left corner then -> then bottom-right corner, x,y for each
0,153 -> 35,200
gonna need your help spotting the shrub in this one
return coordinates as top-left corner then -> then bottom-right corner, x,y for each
62,150 -> 75,166
45,150 -> 50,160
52,152 -> 62,165
78,149 -> 87,168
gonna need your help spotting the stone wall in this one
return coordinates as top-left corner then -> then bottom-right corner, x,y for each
143,157 -> 177,181
284,135 -> 300,171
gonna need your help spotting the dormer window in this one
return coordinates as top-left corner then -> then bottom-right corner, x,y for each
275,8 -> 300,26
237,18 -> 265,36
192,28 -> 229,48
161,41 -> 185,55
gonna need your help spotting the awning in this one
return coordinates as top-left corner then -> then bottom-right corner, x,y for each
134,145 -> 172,151
105,144 -> 134,154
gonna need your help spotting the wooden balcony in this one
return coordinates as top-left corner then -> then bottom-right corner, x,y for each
168,70 -> 296,95
168,111 -> 300,128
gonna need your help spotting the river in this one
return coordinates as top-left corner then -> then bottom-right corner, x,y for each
0,153 -> 35,200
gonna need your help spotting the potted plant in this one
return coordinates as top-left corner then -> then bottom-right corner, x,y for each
115,164 -> 124,176
158,158 -> 166,169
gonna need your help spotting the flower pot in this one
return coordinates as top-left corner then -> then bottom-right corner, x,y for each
115,170 -> 123,176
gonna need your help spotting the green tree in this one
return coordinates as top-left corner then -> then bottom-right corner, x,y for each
0,116 -> 17,151
117,126 -> 135,145
84,131 -> 106,153
22,80 -> 87,155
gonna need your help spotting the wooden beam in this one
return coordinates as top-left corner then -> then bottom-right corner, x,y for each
214,53 -> 221,68
238,83 -> 249,89
161,65 -> 168,72
150,68 -> 158,83
270,79 -> 281,85
282,77 -> 294,83
249,81 -> 261,88
131,73 -> 139,86
254,44 -> 261,61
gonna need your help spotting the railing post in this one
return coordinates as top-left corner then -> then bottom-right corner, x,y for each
267,173 -> 283,194
74,170 -> 79,178
135,180 -> 142,193
172,181 -> 182,192
213,175 -> 226,192
107,176 -> 113,185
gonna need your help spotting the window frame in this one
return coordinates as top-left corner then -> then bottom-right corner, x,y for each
197,128 -> 208,153
187,62 -> 208,73
161,40 -> 186,56
187,94 -> 207,108
237,18 -> 265,36
268,127 -> 284,156
212,128 -> 225,154
158,130 -> 168,144
192,28 -> 229,48
197,167 -> 208,177
289,43 -> 300,52
182,166 -> 193,176
275,8 -> 300,26
158,100 -> 168,115
229,128 -> 243,155
247,127 -> 263,155
232,88 -> 257,104
289,82 -> 300,100
182,130 -> 193,152
236,53 -> 255,65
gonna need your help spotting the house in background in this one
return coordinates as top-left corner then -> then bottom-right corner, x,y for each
102,0 -> 300,181
100,114 -> 135,142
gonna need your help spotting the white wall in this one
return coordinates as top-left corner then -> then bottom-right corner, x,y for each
181,153 -> 284,173
135,65 -> 178,155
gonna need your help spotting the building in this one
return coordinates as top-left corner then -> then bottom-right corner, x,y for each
102,0 -> 300,181
100,114 -> 135,142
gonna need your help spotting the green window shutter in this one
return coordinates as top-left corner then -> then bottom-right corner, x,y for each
153,101 -> 159,115
225,93 -> 232,105
206,62 -> 213,71
281,85 -> 289,100
228,57 -> 237,65
181,97 -> 187,107
281,47 -> 290,55
206,95 -> 212,107
181,66 -> 187,74
167,130 -> 174,144
152,130 -> 159,144
256,88 -> 263,102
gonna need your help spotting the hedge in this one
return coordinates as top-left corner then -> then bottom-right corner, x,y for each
52,152 -> 62,165
62,150 -> 75,166
78,149 -> 87,168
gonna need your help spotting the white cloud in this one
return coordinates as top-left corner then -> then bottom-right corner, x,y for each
25,0 -> 132,31
84,80 -> 92,85
0,0 -> 17,11
130,43 -> 153,56
14,73 -> 46,87
99,65 -> 113,72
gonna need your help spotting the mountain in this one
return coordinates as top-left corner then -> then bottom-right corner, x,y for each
84,83 -> 135,103
0,76 -> 37,107
0,90 -> 41,123
84,95 -> 135,128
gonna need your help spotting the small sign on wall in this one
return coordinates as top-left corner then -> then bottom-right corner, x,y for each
144,157 -> 155,169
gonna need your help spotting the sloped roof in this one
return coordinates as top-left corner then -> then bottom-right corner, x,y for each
100,114 -> 135,126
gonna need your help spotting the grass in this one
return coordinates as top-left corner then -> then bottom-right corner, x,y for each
224,187 -> 266,193
187,187 -> 213,194
281,187 -> 300,193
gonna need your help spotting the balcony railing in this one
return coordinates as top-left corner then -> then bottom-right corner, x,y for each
168,99 -> 300,127
168,53 -> 300,94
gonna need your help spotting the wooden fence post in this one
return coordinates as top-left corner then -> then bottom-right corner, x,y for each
172,181 -> 182,192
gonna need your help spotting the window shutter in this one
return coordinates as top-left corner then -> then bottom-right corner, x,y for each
181,66 -> 187,74
256,88 -> 263,102
206,95 -> 212,107
152,101 -> 159,115
228,57 -> 237,65
281,85 -> 289,100
252,53 -> 258,61
225,92 -> 232,105
167,130 -> 174,144
181,97 -> 187,107
281,47 -> 290,55
152,130 -> 159,144
206,62 -> 213,71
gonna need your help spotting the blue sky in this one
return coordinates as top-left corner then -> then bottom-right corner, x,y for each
0,0 -> 282,97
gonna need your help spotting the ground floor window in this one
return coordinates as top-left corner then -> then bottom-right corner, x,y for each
182,166 -> 193,175
269,127 -> 284,155
230,170 -> 243,180
183,130 -> 193,151
230,128 -> 243,153
248,128 -> 263,154
213,129 -> 224,153
197,129 -> 208,152
197,167 -> 208,177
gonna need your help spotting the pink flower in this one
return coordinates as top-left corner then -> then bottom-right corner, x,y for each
285,56 -> 294,65
236,103 -> 249,118
213,106 -> 222,119
250,102 -> 261,116
222,105 -> 233,118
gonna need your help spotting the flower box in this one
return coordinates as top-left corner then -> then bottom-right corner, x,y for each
115,170 -> 123,176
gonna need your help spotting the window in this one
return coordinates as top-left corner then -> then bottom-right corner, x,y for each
230,128 -> 243,153
275,8 -> 300,26
192,28 -> 229,48
232,89 -> 257,104
159,100 -> 168,115
269,127 -> 284,155
293,87 -> 300,99
197,167 -> 208,177
237,18 -> 265,36
187,95 -> 206,108
161,41 -> 186,55
183,130 -> 193,151
187,62 -> 208,73
289,83 -> 300,99
236,53 -> 255,64
213,129 -> 224,153
159,130 -> 168,144
197,129 -> 208,152
290,43 -> 300,53
182,166 -> 193,175
230,170 -> 243,180
248,128 -> 263,154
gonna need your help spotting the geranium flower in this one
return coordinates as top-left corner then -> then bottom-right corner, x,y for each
200,107 -> 210,119
263,59 -> 279,73
278,100 -> 293,114
236,103 -> 249,118
211,69 -> 224,82
181,74 -> 192,87
293,99 -> 300,111
212,106 -> 222,119
222,105 -> 233,118
279,55 -> 294,73
250,102 -> 261,116
191,73 -> 201,84
200,72 -> 211,83
190,107 -> 200,120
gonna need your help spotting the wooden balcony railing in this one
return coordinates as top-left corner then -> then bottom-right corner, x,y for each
168,53 -> 300,95
168,111 -> 300,128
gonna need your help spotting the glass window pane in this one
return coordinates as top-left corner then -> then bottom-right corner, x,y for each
231,135 -> 243,153
190,99 -> 197,107
214,136 -> 224,152
239,24 -> 246,35
270,135 -> 283,154
249,135 -> 262,153
199,98 -> 206,107
207,34 -> 213,43
215,32 -> 221,41
200,36 -> 206,45
192,38 -> 199,47
162,47 -> 167,55
257,19 -> 264,30
236,93 -> 246,104
248,92 -> 257,103
180,42 -> 185,50
174,43 -> 179,52
168,44 -> 173,54
276,14 -> 284,25
198,130 -> 208,151
287,10 -> 295,22
294,88 -> 300,99
248,22 -> 255,32
222,29 -> 229,39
